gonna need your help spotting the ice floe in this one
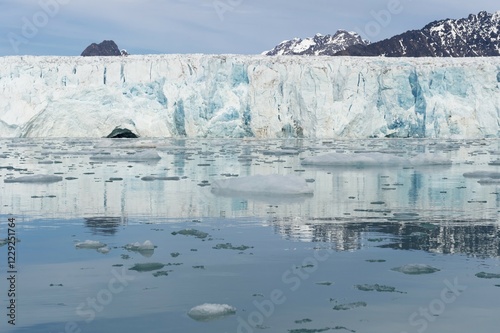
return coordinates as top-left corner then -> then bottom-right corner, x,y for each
391,264 -> 440,275
124,240 -> 155,257
75,240 -> 107,249
187,303 -> 236,322
4,174 -> 63,183
211,174 -> 313,197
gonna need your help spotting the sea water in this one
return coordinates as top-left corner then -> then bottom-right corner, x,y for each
0,138 -> 499,333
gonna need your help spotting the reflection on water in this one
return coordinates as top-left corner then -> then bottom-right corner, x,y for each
1,138 -> 500,333
271,218 -> 500,257
84,216 -> 127,236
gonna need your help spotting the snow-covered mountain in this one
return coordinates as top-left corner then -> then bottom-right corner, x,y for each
338,11 -> 500,57
263,30 -> 370,56
1,55 -> 500,139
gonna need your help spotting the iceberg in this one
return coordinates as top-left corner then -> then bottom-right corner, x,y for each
1,55 -> 500,139
124,240 -> 155,257
211,174 -> 313,197
187,303 -> 236,321
124,240 -> 155,251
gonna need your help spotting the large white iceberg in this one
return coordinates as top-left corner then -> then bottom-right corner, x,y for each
1,55 -> 500,138
187,303 -> 236,321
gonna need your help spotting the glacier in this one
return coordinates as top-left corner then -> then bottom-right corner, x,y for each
0,54 -> 500,138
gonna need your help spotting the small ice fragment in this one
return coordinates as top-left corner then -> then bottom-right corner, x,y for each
129,263 -> 165,272
75,240 -> 107,249
124,240 -> 155,251
97,247 -> 110,254
332,301 -> 367,311
187,303 -> 236,322
171,229 -> 209,239
355,284 -> 405,293
124,240 -> 155,257
391,264 -> 440,275
4,174 -> 63,183
475,272 -> 500,279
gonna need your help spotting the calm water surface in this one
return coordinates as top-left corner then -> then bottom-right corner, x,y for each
0,138 -> 499,333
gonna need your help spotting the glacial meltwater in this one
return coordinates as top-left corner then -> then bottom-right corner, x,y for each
1,138 -> 499,333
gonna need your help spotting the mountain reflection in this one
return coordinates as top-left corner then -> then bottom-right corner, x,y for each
271,218 -> 500,258
84,216 -> 127,236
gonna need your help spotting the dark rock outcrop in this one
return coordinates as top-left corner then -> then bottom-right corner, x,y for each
106,127 -> 139,138
336,11 -> 500,57
81,40 -> 121,57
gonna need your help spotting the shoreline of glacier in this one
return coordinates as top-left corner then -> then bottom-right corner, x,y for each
1,54 -> 499,138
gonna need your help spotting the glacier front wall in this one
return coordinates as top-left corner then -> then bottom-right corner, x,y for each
1,55 -> 500,138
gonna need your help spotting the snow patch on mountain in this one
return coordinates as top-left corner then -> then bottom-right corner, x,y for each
264,30 -> 370,56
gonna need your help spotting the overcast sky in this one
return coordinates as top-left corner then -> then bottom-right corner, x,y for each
1,0 -> 498,56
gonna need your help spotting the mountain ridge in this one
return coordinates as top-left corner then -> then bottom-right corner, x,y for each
265,11 -> 500,57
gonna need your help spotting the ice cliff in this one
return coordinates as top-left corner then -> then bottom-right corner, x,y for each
0,54 -> 499,138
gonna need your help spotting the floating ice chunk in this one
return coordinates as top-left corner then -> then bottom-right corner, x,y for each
90,150 -> 161,161
124,240 -> 155,257
4,174 -> 63,183
463,171 -> 500,179
211,174 -> 313,196
332,301 -> 367,311
391,264 -> 440,275
97,247 -> 110,254
475,272 -> 500,279
301,152 -> 407,167
125,240 -> 155,251
187,303 -> 236,322
75,240 -> 107,249
129,262 -> 165,272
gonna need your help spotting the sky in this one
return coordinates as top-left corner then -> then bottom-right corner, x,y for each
0,0 -> 499,56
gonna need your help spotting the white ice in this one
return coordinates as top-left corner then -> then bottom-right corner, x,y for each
4,174 -> 63,183
75,240 -> 107,249
124,240 -> 155,251
1,55 -> 500,139
211,174 -> 313,196
187,303 -> 236,321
